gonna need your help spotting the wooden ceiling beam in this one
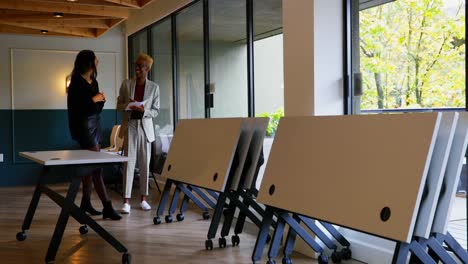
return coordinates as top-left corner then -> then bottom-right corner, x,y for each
139,0 -> 155,7
96,18 -> 125,37
0,24 -> 74,37
0,21 -> 97,37
104,0 -> 141,8
0,18 -> 111,29
19,0 -> 127,7
0,13 -> 115,20
0,0 -> 130,18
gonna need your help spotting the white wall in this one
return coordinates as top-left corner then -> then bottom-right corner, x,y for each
0,27 -> 126,110
313,0 -> 344,116
254,34 -> 284,115
11,49 -> 117,110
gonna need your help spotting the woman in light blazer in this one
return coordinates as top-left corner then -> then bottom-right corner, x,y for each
117,53 -> 160,214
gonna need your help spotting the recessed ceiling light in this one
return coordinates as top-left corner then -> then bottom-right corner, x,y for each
53,12 -> 64,18
41,30 -> 48,34
66,0 -> 78,2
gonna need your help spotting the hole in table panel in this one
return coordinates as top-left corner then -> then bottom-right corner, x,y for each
269,185 -> 275,195
380,207 -> 391,222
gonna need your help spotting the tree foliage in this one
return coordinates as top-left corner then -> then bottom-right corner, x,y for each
257,108 -> 284,137
360,0 -> 465,109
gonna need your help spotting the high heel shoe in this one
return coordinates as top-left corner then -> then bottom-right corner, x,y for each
80,198 -> 102,216
103,201 -> 122,220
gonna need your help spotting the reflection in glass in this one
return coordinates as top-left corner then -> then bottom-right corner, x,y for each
254,0 -> 284,121
177,1 -> 205,119
209,0 -> 248,118
151,18 -> 174,135
128,30 -> 148,79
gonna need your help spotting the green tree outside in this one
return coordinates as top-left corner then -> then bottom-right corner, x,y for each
360,0 -> 465,110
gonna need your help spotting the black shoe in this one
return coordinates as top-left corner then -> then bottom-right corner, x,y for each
103,201 -> 122,220
80,199 -> 102,216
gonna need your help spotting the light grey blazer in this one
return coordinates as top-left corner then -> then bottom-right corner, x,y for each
117,78 -> 160,143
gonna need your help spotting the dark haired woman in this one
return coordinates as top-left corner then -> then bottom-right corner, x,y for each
67,50 -> 121,220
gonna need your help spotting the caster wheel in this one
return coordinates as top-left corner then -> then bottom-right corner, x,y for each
79,226 -> 88,235
318,254 -> 329,264
331,251 -> 341,263
282,257 -> 292,264
165,215 -> 173,223
202,211 -> 210,220
176,213 -> 185,222
267,260 -> 276,264
153,216 -> 162,225
122,252 -> 131,264
231,234 -> 240,246
266,234 -> 272,244
205,239 -> 213,250
341,248 -> 352,260
16,231 -> 26,241
219,237 -> 227,248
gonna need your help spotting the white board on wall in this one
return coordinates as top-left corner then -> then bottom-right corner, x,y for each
11,49 -> 117,110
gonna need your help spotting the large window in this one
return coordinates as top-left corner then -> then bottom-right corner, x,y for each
209,0 -> 248,118
177,1 -> 205,119
353,0 -> 466,112
253,0 -> 283,137
128,30 -> 148,79
151,18 -> 174,135
128,0 -> 284,127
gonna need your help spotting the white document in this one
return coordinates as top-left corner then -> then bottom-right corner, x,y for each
125,100 -> 146,111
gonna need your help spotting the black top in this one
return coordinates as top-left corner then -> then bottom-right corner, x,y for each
67,75 -> 104,148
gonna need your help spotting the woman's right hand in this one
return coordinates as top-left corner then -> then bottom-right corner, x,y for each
92,92 -> 106,103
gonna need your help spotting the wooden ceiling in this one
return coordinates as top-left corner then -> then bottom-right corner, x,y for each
0,0 -> 155,38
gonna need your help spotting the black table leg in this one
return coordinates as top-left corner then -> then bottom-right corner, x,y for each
42,184 -> 128,254
16,167 -> 49,242
45,174 -> 81,263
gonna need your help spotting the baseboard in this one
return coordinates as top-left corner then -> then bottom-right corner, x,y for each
341,234 -> 396,263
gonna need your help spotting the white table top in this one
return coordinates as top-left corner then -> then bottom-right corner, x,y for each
19,150 -> 132,166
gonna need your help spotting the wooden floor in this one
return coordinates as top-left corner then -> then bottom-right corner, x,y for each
0,184 -> 361,264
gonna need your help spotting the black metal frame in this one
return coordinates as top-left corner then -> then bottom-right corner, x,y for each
171,15 -> 179,128
203,0 -> 211,118
246,0 -> 255,117
343,0 -> 352,115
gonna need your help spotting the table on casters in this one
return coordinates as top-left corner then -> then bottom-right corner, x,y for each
16,150 -> 133,264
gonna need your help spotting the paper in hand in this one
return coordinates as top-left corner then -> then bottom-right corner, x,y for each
125,100 -> 147,111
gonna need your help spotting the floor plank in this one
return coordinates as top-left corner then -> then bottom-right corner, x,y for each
0,184 -> 361,264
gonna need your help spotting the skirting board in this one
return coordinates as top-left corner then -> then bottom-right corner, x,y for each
340,227 -> 396,263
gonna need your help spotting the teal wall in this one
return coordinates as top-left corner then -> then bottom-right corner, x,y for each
0,110 -> 122,186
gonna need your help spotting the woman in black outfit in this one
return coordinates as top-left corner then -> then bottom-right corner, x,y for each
67,50 -> 121,220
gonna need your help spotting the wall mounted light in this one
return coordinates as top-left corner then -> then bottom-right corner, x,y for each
65,74 -> 72,92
